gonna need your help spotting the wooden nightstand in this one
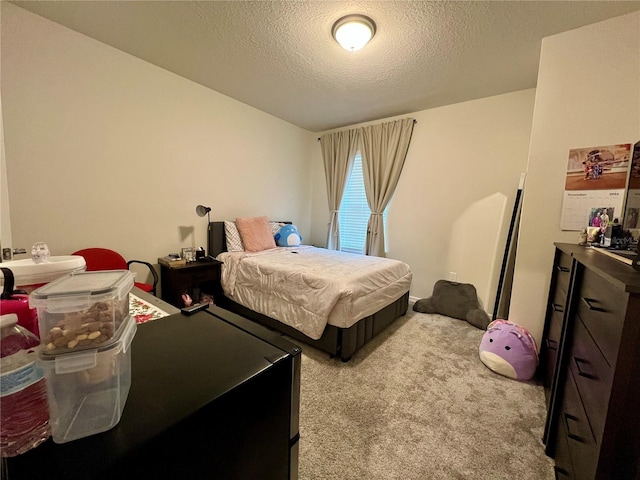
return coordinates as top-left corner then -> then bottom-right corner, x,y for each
159,259 -> 223,308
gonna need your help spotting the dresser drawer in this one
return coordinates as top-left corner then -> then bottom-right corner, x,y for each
553,418 -> 573,479
543,308 -> 563,394
575,267 -> 626,366
569,316 -> 613,442
562,370 -> 598,480
552,253 -> 573,306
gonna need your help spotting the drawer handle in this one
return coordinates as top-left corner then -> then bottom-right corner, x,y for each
545,339 -> 558,350
552,303 -> 564,313
564,413 -> 586,443
574,357 -> 596,380
556,265 -> 570,273
581,297 -> 605,312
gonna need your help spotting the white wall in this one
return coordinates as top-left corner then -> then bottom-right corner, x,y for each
1,4 -> 315,282
509,12 -> 640,345
309,90 -> 536,312
9,3 -> 632,342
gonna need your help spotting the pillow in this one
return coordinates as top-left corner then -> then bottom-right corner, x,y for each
413,280 -> 490,330
236,216 -> 276,252
269,221 -> 284,235
478,320 -> 538,381
224,221 -> 244,252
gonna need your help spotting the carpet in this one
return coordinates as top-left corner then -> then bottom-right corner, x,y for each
296,308 -> 555,480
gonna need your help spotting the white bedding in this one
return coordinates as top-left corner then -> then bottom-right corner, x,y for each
217,246 -> 412,340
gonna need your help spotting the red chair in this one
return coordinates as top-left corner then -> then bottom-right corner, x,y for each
72,248 -> 159,296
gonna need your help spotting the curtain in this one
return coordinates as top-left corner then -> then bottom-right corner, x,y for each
360,118 -> 415,257
320,129 -> 360,250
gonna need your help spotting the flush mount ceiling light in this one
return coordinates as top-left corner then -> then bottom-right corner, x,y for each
332,14 -> 376,52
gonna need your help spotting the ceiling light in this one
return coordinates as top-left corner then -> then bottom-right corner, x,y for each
332,15 -> 376,52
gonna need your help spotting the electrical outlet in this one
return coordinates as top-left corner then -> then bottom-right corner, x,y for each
449,272 -> 457,281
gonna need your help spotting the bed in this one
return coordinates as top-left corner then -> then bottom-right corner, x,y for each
208,220 -> 412,361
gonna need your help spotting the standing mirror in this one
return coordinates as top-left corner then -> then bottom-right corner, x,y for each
622,142 -> 640,250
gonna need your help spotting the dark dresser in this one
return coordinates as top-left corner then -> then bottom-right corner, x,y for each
541,243 -> 640,480
2,305 -> 302,480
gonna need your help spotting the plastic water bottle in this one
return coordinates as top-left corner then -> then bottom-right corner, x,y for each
0,313 -> 50,457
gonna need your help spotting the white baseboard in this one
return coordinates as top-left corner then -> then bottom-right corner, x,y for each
409,295 -> 420,304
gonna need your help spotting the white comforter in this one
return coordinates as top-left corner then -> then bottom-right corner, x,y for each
217,246 -> 412,340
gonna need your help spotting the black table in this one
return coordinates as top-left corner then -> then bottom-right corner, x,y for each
2,305 -> 301,480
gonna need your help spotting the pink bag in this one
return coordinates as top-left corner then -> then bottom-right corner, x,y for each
1,267 -> 39,338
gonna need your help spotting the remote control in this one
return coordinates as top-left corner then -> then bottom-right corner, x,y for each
180,303 -> 209,316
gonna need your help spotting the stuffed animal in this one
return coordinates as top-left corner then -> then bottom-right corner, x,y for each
478,319 -> 538,381
275,224 -> 302,247
413,279 -> 491,330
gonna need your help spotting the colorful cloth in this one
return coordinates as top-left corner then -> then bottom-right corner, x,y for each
129,293 -> 171,324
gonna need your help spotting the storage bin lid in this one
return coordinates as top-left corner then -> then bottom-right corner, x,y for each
29,270 -> 134,312
40,315 -> 137,373
0,256 -> 86,287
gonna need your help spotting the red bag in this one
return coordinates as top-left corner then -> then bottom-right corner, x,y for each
1,267 -> 39,338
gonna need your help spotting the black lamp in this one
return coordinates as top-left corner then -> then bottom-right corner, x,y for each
195,204 -> 211,224
195,205 -> 212,259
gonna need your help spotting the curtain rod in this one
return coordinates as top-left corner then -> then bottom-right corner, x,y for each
317,119 -> 417,140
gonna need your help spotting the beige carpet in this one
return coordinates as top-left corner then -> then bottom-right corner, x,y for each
295,308 -> 555,480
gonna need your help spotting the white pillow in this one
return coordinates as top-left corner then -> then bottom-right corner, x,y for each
269,221 -> 284,235
224,221 -> 244,252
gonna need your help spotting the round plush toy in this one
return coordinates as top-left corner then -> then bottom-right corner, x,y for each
275,224 -> 302,247
478,320 -> 538,381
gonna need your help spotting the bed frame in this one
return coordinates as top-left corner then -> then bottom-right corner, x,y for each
207,221 -> 409,361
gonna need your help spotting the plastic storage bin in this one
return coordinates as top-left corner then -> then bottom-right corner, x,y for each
30,270 -> 134,355
39,315 -> 136,443
0,256 -> 86,294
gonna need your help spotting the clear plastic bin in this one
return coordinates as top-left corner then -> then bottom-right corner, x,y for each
39,315 -> 136,443
30,270 -> 134,355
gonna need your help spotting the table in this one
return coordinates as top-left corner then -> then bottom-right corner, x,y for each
159,259 -> 223,307
2,305 -> 301,480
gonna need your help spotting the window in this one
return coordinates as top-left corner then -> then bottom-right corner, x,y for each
339,154 -> 387,254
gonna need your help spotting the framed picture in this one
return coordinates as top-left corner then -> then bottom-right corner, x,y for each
181,247 -> 195,262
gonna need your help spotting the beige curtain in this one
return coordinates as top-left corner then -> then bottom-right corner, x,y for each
320,129 -> 360,250
360,118 -> 415,257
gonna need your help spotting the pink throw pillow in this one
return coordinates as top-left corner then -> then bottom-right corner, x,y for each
235,216 -> 276,252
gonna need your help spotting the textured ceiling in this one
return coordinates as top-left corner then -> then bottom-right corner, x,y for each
10,1 -> 640,132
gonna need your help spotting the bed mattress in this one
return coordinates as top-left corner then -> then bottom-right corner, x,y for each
217,246 -> 412,340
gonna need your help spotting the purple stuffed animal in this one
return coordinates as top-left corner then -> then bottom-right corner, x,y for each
478,320 -> 538,381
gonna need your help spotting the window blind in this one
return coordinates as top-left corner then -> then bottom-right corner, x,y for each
339,155 -> 369,254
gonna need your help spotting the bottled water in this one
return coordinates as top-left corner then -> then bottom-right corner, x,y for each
0,313 -> 50,457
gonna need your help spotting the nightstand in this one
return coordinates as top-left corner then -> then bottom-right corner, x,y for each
160,259 -> 223,307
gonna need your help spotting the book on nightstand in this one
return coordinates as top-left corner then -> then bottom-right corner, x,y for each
158,256 -> 187,267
